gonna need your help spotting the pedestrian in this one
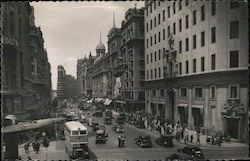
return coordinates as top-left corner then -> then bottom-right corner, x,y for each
24,143 -> 29,154
190,134 -> 194,143
121,135 -> 125,147
35,141 -> 40,154
27,156 -> 32,160
196,133 -> 201,146
118,135 -> 121,147
32,141 -> 36,151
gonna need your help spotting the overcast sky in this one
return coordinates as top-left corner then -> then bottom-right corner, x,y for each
31,1 -> 144,90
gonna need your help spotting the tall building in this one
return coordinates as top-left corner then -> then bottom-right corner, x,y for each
114,7 -> 145,113
1,2 -> 52,120
77,56 -> 88,96
86,52 -> 95,97
57,65 -> 80,99
144,0 -> 248,142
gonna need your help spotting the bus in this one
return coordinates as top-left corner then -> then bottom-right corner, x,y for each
64,121 -> 89,159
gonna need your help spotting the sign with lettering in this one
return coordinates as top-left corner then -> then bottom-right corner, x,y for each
2,36 -> 18,46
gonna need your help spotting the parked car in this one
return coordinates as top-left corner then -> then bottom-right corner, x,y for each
112,124 -> 124,133
135,135 -> 152,148
177,146 -> 205,160
95,130 -> 107,144
92,111 -> 103,117
104,116 -> 112,124
99,125 -> 108,137
165,152 -> 194,161
155,134 -> 174,147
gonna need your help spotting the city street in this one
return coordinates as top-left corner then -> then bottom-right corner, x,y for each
17,110 -> 249,160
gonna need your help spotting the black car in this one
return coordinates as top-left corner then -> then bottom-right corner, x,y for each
92,111 -> 103,117
95,130 -> 107,144
178,146 -> 205,160
135,135 -> 152,148
155,134 -> 174,147
165,152 -> 194,161
112,124 -> 125,133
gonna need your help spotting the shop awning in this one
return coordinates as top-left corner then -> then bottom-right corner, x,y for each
178,103 -> 188,107
3,118 -> 65,133
191,105 -> 204,109
116,100 -> 126,104
104,99 -> 112,105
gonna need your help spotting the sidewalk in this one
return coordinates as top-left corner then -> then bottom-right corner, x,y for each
126,123 -> 248,148
18,140 -> 68,160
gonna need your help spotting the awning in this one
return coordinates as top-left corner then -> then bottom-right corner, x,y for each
116,100 -> 126,104
191,105 -> 204,109
3,118 -> 65,133
178,103 -> 188,107
104,99 -> 112,105
87,98 -> 93,103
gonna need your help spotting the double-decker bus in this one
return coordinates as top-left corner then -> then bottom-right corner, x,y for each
64,121 -> 89,159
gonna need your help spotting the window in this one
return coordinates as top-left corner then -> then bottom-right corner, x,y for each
230,50 -> 239,67
154,1 -> 156,9
193,34 -> 197,49
158,32 -> 161,42
155,68 -> 157,78
160,89 -> 164,96
230,85 -> 238,98
146,23 -> 148,32
179,62 -> 182,75
193,10 -> 196,25
158,1 -> 161,6
146,7 -> 148,16
193,59 -> 196,73
72,131 -> 78,135
151,69 -> 153,79
185,38 -> 189,51
168,6 -> 170,18
201,31 -> 205,47
179,19 -> 182,32
201,5 -> 205,21
181,88 -> 187,97
230,21 -> 239,39
186,61 -> 189,74
185,0 -> 189,6
210,86 -> 216,98
146,39 -> 148,48
179,40 -> 182,53
154,34 -> 157,44
179,1 -> 182,10
147,70 -> 149,79
150,20 -> 152,30
154,51 -> 157,61
158,14 -> 161,25
158,50 -> 161,60
211,1 -> 216,15
147,55 -> 149,64
163,10 -> 165,21
159,67 -> 161,78
173,2 -> 176,14
194,87 -> 203,98
80,130 -> 86,135
163,29 -> 166,40
150,53 -> 153,63
154,17 -> 156,27
168,26 -> 170,37
150,3 -> 152,13
152,89 -> 156,96
230,1 -> 239,9
211,27 -> 216,43
185,15 -> 189,29
150,36 -> 152,46
173,22 -> 176,35
211,54 -> 216,70
201,57 -> 205,71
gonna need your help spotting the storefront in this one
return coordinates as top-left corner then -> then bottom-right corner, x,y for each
177,103 -> 188,125
191,105 -> 204,128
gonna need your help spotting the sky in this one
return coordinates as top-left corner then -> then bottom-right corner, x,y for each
31,1 -> 144,90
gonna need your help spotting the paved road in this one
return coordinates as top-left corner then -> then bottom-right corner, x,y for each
17,109 -> 249,160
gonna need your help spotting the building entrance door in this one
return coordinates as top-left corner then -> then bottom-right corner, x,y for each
227,118 -> 239,139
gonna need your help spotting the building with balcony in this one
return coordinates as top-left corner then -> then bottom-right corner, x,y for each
1,2 -> 52,121
144,0 -> 248,142
57,65 -> 80,99
114,7 -> 145,113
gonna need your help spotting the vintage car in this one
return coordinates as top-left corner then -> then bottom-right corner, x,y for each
165,152 -> 194,161
104,116 -> 112,124
177,146 -> 205,160
95,130 -> 107,144
155,134 -> 174,147
135,135 -> 152,148
112,124 -> 124,133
